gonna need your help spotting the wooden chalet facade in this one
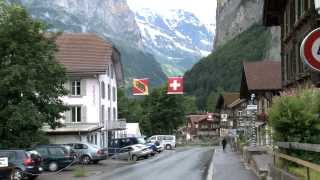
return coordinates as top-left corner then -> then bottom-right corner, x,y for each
185,113 -> 220,140
263,0 -> 320,89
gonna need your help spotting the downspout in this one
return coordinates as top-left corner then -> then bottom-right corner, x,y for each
95,74 -> 101,146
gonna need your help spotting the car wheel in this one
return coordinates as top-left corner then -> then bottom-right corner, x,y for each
166,144 -> 172,150
81,155 -> 91,165
92,160 -> 99,164
48,162 -> 59,172
12,169 -> 23,180
29,175 -> 39,180
131,155 -> 138,162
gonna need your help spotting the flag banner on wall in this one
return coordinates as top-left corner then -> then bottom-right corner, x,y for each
167,77 -> 184,94
132,78 -> 149,96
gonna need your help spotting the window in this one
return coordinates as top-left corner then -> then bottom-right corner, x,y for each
48,147 -> 65,156
71,80 -> 81,96
101,105 -> 105,125
71,106 -> 81,122
108,84 -> 111,100
112,87 -> 116,102
238,111 -> 242,117
101,81 -> 105,99
113,107 -> 116,121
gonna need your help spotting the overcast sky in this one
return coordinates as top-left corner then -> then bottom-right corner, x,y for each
127,0 -> 217,25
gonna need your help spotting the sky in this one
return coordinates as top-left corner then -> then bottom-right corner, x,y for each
127,0 -> 217,25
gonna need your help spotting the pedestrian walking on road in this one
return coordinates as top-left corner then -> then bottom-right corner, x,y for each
222,138 -> 227,152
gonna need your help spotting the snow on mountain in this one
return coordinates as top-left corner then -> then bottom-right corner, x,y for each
133,8 -> 215,75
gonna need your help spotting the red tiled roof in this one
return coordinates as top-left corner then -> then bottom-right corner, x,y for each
243,61 -> 281,90
55,33 -> 113,74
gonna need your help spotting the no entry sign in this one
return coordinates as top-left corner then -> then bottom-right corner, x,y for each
301,28 -> 320,72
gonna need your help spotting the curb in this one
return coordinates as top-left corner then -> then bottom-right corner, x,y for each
206,148 -> 215,180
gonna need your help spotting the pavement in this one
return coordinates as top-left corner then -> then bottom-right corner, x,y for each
212,146 -> 258,180
95,147 -> 214,180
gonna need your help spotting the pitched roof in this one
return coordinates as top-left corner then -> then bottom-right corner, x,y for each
187,115 -> 208,124
243,61 -> 281,91
55,33 -> 114,74
223,92 -> 240,107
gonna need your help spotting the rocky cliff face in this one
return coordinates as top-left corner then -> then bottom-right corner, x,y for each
16,0 -> 143,47
214,0 -> 280,60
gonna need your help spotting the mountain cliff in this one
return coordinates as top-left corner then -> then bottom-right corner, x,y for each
11,0 -> 167,87
214,0 -> 280,60
134,9 -> 215,75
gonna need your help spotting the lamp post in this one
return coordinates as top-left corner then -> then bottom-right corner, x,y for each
315,0 -> 320,14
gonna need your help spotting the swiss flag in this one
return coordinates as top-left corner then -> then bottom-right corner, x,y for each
167,77 -> 184,94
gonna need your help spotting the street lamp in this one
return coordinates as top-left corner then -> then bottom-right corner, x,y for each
315,0 -> 320,14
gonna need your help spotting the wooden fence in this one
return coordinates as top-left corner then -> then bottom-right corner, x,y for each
273,142 -> 320,180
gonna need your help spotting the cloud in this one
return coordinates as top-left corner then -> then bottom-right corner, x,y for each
127,0 -> 216,24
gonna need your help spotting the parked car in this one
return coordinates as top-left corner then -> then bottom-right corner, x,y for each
108,137 -> 140,156
66,143 -> 107,164
115,144 -> 153,161
148,135 -> 176,150
32,145 -> 74,172
0,150 -> 43,180
137,137 -> 158,155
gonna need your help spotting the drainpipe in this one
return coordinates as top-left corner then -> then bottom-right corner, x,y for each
95,74 -> 102,147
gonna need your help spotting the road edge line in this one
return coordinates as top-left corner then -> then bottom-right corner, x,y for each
206,148 -> 215,180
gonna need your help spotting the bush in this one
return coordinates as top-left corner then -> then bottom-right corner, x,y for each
268,89 -> 320,164
269,89 -> 320,143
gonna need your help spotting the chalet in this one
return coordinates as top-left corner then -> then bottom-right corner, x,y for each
216,92 -> 244,135
263,0 -> 320,90
240,61 -> 282,146
43,33 -> 125,148
185,113 -> 220,140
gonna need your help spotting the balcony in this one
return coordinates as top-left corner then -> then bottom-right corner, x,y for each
43,122 -> 102,134
106,119 -> 126,131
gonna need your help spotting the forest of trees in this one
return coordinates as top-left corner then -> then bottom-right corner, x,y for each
184,24 -> 272,110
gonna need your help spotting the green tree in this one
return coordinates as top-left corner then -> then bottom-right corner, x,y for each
118,88 -> 143,123
0,1 -> 67,148
140,87 -> 186,136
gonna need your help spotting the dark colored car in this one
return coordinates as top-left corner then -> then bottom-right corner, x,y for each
108,137 -> 139,156
32,145 -> 74,172
0,150 -> 42,180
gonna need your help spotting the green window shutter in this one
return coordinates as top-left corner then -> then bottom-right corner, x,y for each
64,80 -> 70,94
64,109 -> 71,123
81,79 -> 86,96
81,106 -> 87,122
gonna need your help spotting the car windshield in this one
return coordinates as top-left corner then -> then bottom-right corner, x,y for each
137,137 -> 146,144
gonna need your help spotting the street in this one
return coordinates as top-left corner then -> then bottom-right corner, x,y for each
96,147 -> 214,180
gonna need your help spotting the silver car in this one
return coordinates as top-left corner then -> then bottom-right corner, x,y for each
67,143 -> 107,164
115,144 -> 152,161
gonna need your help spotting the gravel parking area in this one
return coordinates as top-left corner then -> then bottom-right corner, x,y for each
37,159 -> 134,180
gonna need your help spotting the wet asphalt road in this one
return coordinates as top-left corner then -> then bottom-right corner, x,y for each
96,147 -> 214,180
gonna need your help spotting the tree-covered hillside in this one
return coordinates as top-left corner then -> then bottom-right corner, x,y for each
184,24 -> 272,109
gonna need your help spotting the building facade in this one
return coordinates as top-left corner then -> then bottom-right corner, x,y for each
43,33 -> 125,148
240,61 -> 281,146
263,0 -> 320,89
185,113 -> 220,140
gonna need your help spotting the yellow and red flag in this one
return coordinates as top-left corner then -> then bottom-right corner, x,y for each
132,79 -> 149,96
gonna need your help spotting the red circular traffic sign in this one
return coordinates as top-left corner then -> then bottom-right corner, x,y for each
301,28 -> 320,72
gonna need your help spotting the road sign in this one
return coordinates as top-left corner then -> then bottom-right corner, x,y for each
0,157 -> 8,167
300,28 -> 320,71
246,105 -> 257,111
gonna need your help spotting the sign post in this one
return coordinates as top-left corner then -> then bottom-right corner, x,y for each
300,28 -> 320,72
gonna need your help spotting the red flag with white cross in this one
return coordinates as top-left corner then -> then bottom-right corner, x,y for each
167,77 -> 184,95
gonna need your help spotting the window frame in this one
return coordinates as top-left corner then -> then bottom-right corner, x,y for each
71,80 -> 81,96
71,106 -> 82,123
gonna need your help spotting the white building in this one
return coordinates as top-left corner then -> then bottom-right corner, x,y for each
43,33 -> 125,148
